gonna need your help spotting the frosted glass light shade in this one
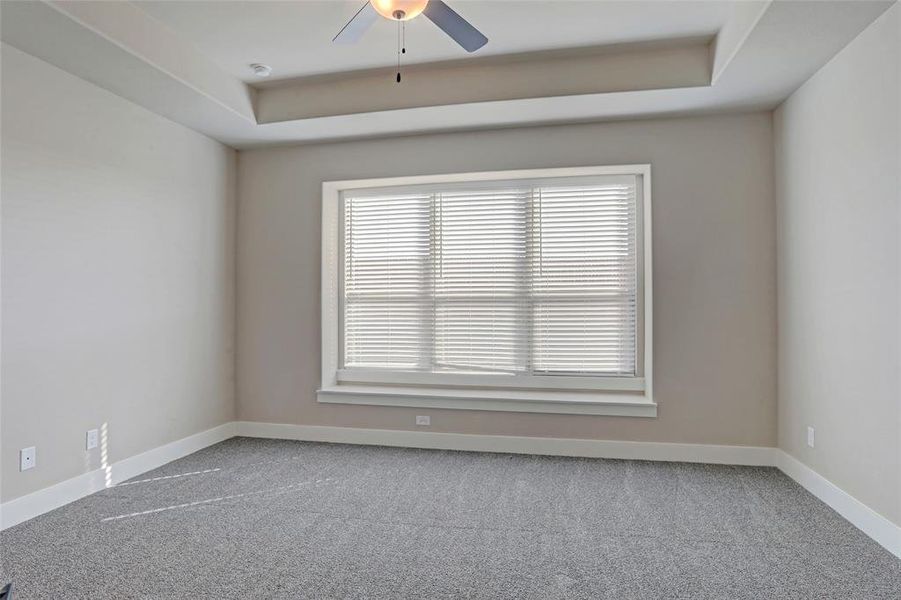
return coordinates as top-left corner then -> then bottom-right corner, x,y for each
370,0 -> 429,21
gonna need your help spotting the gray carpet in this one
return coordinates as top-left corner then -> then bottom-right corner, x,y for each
1,437 -> 898,599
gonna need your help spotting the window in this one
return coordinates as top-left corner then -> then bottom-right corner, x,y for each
320,166 -> 654,417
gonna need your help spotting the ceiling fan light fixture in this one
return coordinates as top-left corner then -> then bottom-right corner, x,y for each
334,0 -> 487,54
370,0 -> 429,21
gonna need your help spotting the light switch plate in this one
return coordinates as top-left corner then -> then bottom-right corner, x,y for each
807,426 -> 815,448
86,428 -> 99,450
20,446 -> 36,471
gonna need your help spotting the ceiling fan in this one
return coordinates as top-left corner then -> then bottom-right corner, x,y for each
333,0 -> 488,53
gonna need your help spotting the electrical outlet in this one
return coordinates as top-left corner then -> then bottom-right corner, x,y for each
20,447 -> 36,471
807,426 -> 815,448
86,428 -> 99,450
415,415 -> 430,426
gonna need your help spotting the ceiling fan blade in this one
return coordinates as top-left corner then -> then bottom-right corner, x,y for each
333,1 -> 379,44
423,0 -> 488,53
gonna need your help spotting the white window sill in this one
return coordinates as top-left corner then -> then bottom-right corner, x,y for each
317,385 -> 657,417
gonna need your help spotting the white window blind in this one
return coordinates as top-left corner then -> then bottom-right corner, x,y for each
341,174 -> 640,386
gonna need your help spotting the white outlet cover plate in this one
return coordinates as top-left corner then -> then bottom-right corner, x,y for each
87,429 -> 99,450
415,416 -> 430,426
20,446 -> 36,471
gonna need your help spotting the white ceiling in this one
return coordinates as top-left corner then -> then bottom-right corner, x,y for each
1,0 -> 895,147
134,0 -> 739,82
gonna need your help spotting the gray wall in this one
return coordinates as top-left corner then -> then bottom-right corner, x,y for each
1,45 -> 237,502
775,5 -> 900,526
237,112 -> 777,447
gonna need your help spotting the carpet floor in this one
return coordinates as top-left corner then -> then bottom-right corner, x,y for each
1,437 -> 899,599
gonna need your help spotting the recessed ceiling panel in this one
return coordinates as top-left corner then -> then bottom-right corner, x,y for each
134,0 -> 739,81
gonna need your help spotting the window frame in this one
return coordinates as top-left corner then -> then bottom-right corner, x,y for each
320,165 -> 655,417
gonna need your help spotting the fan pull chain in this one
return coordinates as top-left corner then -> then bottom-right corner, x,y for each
394,16 -> 407,83
396,18 -> 401,83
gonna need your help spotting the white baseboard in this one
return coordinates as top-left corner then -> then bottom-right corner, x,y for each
775,450 -> 901,559
234,421 -> 778,466
0,422 -> 237,530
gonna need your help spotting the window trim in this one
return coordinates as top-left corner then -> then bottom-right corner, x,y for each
319,165 -> 654,417
336,369 -> 646,392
